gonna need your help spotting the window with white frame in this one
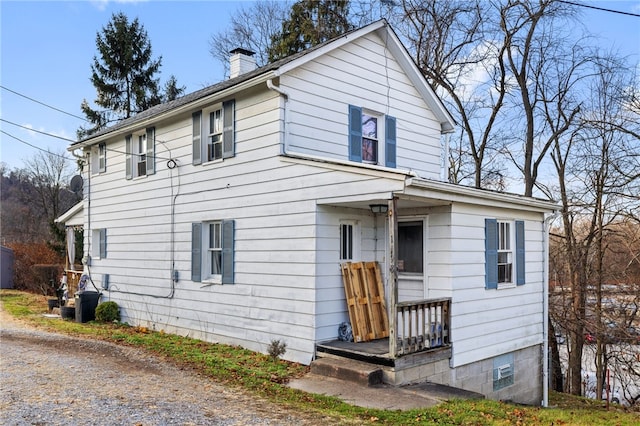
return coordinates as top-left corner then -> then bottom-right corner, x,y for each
135,133 -> 147,177
339,220 -> 360,262
485,219 -> 525,289
208,108 -> 223,161
91,228 -> 106,259
125,127 -> 155,179
192,99 -> 235,165
398,220 -> 424,274
191,220 -> 235,284
348,105 -> 396,168
91,143 -> 107,174
362,113 -> 379,163
497,221 -> 512,284
98,143 -> 106,173
206,221 -> 223,278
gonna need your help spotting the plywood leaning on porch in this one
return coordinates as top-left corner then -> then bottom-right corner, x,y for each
341,261 -> 390,342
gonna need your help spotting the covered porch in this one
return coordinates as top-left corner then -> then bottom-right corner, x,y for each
317,192 -> 454,377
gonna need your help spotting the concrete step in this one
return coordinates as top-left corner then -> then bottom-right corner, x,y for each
310,357 -> 383,386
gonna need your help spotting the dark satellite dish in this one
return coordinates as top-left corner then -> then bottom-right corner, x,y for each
70,175 -> 83,193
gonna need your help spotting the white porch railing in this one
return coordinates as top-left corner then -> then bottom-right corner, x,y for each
394,298 -> 451,356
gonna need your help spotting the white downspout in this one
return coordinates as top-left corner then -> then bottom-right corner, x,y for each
441,133 -> 450,182
266,79 -> 289,155
542,211 -> 559,407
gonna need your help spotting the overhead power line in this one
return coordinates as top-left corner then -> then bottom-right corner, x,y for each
0,118 -> 77,143
558,0 -> 640,17
1,130 -> 72,160
0,85 -> 88,121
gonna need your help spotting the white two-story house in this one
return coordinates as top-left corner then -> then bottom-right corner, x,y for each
66,20 -> 557,405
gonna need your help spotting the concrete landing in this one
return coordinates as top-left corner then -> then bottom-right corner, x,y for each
310,357 -> 383,386
288,374 -> 441,410
288,373 -> 485,411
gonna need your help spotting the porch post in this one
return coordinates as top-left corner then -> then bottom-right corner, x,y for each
388,197 -> 398,358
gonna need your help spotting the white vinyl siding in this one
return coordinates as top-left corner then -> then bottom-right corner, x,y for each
280,33 -> 441,178
450,205 -> 543,367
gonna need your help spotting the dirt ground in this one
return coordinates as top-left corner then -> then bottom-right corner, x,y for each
0,305 -> 347,425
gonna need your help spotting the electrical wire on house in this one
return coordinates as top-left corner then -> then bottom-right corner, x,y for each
89,138 -> 181,300
101,145 -> 175,162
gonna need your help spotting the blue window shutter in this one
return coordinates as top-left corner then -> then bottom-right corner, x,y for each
385,115 -> 396,168
348,105 -> 362,162
191,222 -> 202,282
222,219 -> 235,284
192,111 -> 202,165
125,135 -> 132,179
222,100 -> 235,159
99,228 -> 107,258
146,127 -> 155,175
485,218 -> 498,289
515,220 -> 525,285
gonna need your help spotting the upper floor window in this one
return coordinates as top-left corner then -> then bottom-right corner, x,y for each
362,113 -> 378,163
348,105 -> 396,168
192,99 -> 235,165
208,108 -> 223,161
91,142 -> 107,175
125,127 -> 155,179
485,219 -> 525,289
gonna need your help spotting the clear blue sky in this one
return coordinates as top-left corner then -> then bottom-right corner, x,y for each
1,0 -> 639,172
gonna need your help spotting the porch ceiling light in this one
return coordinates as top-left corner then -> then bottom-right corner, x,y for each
369,204 -> 388,214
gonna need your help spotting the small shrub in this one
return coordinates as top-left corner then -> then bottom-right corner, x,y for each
267,339 -> 287,359
95,301 -> 120,322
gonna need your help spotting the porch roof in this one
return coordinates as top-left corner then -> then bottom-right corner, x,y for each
55,202 -> 84,227
317,177 -> 558,213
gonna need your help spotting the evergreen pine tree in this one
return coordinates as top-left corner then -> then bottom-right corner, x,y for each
267,0 -> 353,62
79,12 -> 182,138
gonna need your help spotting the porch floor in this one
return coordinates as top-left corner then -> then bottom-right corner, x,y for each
316,338 -> 394,366
316,339 -> 452,368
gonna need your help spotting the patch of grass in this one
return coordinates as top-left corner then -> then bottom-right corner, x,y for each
2,289 -> 639,425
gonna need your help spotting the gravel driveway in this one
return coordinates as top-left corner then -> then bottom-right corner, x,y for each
0,308 -> 340,426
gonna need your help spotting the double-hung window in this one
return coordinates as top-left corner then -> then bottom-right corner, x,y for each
91,228 -> 107,259
191,220 -> 235,284
125,127 -> 155,179
485,219 -> 525,289
91,142 -> 107,174
192,99 -> 235,165
348,105 -> 396,168
208,109 -> 223,161
207,221 -> 223,277
497,222 -> 512,284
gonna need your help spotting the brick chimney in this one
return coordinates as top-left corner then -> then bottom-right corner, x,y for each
229,48 -> 256,79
